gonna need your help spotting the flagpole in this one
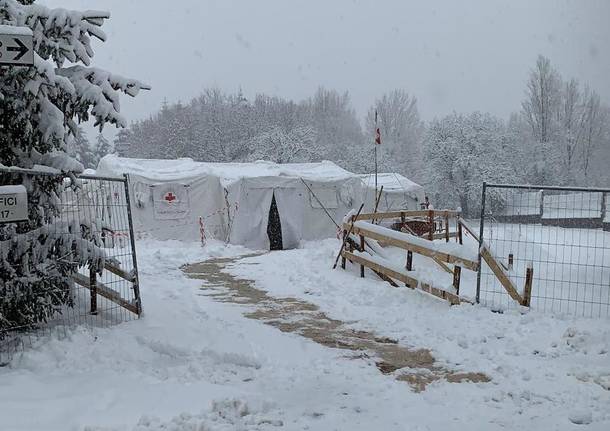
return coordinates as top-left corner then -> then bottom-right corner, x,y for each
374,110 -> 378,197
374,145 -> 378,194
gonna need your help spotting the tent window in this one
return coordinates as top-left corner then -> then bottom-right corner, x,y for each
309,187 -> 338,209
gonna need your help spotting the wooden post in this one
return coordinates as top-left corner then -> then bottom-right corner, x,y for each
444,214 -> 450,242
508,253 -> 514,270
89,267 -> 98,315
341,230 -> 347,269
457,221 -> 463,245
522,266 -> 534,307
332,203 -> 365,270
405,250 -> 413,287
480,246 -> 523,304
452,266 -> 462,295
428,209 -> 434,241
371,185 -> 384,224
360,235 -> 365,278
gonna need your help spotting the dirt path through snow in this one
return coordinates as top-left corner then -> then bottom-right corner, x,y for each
183,255 -> 489,392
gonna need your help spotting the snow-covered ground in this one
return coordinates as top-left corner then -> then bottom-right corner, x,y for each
479,223 -> 610,317
1,238 -> 609,430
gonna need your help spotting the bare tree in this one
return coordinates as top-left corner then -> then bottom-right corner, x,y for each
580,86 -> 605,180
522,55 -> 561,143
365,89 -> 424,176
558,78 -> 581,173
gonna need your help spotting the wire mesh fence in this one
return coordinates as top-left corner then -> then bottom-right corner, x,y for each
0,167 -> 141,365
477,183 -> 610,317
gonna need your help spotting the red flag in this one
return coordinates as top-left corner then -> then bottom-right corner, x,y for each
375,127 -> 381,145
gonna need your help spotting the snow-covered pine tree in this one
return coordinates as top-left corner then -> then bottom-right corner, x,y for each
0,0 -> 149,337
72,127 -> 95,169
91,133 -> 112,168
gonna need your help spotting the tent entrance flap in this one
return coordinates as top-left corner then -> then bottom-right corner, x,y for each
267,193 -> 283,250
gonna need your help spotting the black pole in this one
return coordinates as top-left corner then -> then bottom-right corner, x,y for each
475,181 -> 487,304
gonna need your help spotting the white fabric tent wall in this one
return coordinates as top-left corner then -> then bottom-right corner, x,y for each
360,173 -> 425,212
226,176 -> 304,250
126,174 -> 226,241
223,174 -> 364,250
96,156 -> 227,242
204,160 -> 366,250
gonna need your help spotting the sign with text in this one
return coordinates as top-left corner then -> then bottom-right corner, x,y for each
0,185 -> 28,223
151,183 -> 190,220
0,25 -> 34,66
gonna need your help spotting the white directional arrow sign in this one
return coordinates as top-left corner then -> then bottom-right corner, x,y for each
0,25 -> 34,66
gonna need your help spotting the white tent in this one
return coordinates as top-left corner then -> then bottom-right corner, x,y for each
96,156 -> 227,242
97,156 -> 364,250
360,173 -> 425,212
204,161 -> 364,250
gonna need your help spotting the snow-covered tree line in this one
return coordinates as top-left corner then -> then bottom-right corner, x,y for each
118,87 -> 370,171
426,55 -> 610,215
119,56 -> 609,217
0,0 -> 147,335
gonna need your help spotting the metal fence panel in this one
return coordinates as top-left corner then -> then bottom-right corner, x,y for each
477,183 -> 610,317
0,168 -> 141,365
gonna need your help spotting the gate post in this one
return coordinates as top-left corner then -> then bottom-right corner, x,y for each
123,173 -> 142,315
475,182 -> 487,304
89,267 -> 98,315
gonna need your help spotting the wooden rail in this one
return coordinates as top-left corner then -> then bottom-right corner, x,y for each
345,221 -> 479,271
337,218 -> 476,306
72,272 -> 139,315
337,213 -> 535,309
354,209 -> 461,222
341,250 -> 465,305
458,217 -> 532,307
104,261 -> 136,283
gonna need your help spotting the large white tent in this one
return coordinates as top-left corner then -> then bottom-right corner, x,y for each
97,156 -> 364,250
359,173 -> 425,212
96,156 -> 227,242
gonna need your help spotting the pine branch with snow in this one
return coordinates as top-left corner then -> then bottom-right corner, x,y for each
0,0 -> 148,337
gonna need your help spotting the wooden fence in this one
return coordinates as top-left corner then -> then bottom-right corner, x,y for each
338,210 -> 533,307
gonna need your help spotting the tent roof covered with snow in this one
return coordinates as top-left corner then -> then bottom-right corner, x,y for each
204,160 -> 357,186
359,173 -> 424,197
97,156 -> 214,182
98,156 -> 355,184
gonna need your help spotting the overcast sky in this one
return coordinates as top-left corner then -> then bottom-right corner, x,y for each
42,0 -> 610,132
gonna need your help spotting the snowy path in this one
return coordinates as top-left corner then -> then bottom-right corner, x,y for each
0,238 -> 609,430
183,256 -> 489,392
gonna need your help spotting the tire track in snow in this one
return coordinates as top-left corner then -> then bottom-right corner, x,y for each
183,255 -> 489,392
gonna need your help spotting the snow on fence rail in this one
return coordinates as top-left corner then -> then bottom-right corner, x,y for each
0,167 -> 141,365
479,183 -> 610,318
337,210 -> 526,307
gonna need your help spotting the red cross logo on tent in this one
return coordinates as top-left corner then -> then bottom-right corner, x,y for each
164,192 -> 177,203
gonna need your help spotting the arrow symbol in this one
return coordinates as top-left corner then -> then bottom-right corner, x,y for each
7,38 -> 29,61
